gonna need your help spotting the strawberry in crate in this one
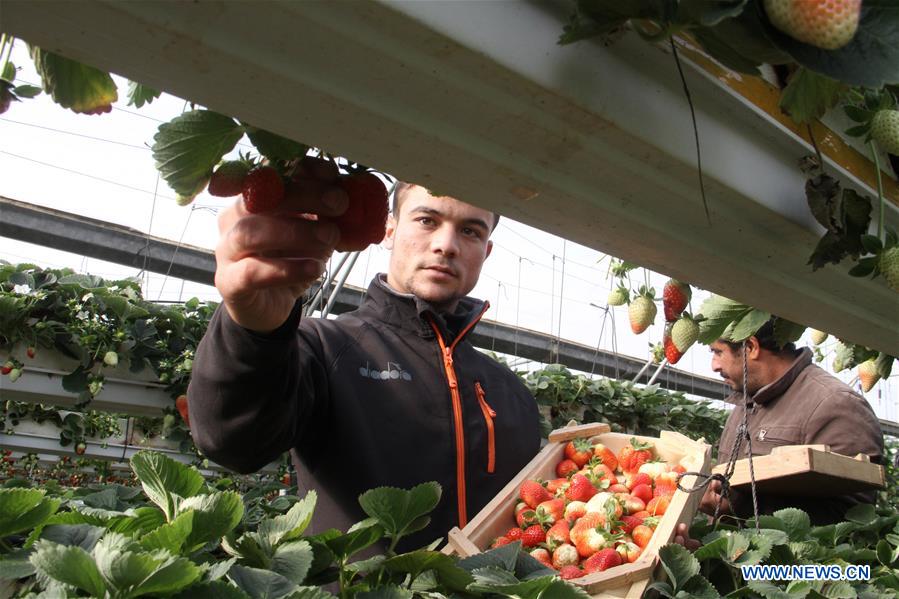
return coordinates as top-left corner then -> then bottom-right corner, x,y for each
487,435 -> 690,576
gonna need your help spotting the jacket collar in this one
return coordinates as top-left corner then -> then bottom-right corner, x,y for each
359,274 -> 488,345
749,347 -> 813,405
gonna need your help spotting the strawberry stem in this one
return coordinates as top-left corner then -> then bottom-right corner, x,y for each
869,141 -> 885,243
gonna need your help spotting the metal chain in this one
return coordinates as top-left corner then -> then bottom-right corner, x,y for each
742,339 -> 761,533
677,340 -> 761,532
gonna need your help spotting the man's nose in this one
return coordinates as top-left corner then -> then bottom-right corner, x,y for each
431,225 -> 460,256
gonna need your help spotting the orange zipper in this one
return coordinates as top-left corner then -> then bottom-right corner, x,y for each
475,381 -> 496,474
426,302 -> 489,529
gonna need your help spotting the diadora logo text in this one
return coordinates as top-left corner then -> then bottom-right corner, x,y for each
358,361 -> 413,381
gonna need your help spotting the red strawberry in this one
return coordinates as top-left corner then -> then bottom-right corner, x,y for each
74,441 -> 87,456
546,520 -> 571,548
618,515 -> 643,535
618,438 -> 654,473
559,565 -> 585,580
616,541 -> 642,563
505,527 -> 523,542
565,473 -> 598,503
663,323 -> 684,364
564,501 -> 587,522
545,478 -> 568,495
242,165 -> 285,213
629,472 -> 653,490
490,536 -> 513,549
662,279 -> 691,322
332,172 -> 389,252
556,459 -> 579,478
632,524 -> 654,549
583,548 -> 622,573
529,547 -> 553,569
630,483 -> 653,504
622,495 -> 646,515
520,480 -> 551,509
763,0 -> 861,50
536,498 -> 566,525
26,346 -> 36,359
175,394 -> 191,428
516,508 -> 538,528
1,361 -> 13,375
551,543 -> 580,569
208,160 -> 250,197
521,524 -> 546,548
646,495 -> 670,516
592,443 -> 618,472
653,480 -> 678,498
564,438 -> 594,468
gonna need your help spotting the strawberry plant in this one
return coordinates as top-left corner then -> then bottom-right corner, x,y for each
653,503 -> 899,598
0,450 -> 590,598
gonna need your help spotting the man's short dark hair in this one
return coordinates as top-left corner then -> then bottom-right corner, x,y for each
723,318 -> 797,354
392,181 -> 500,232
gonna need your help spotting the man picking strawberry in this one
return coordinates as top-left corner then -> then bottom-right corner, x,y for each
188,165 -> 541,551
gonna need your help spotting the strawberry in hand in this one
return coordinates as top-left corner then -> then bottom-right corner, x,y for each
332,172 -> 389,251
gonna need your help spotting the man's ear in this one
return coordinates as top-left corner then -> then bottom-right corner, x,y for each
383,214 -> 397,250
746,336 -> 762,360
485,240 -> 493,259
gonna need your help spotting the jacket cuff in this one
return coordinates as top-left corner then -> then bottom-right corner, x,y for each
219,299 -> 304,342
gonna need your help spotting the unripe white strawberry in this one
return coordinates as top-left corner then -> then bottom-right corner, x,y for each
629,296 -> 657,335
871,110 -> 899,156
763,0 -> 861,50
809,329 -> 828,345
671,315 -> 699,352
607,287 -> 628,307
103,351 -> 118,367
858,359 -> 880,393
879,246 -> 899,293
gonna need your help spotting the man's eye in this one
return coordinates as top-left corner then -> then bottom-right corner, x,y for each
462,227 -> 482,238
418,217 -> 435,226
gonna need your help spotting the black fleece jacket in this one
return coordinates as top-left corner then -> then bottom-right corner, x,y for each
188,275 -> 541,549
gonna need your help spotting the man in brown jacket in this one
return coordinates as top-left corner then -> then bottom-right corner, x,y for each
697,320 -> 883,525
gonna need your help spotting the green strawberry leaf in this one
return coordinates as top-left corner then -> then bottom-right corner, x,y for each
458,541 -> 521,573
874,353 -> 894,379
779,68 -> 843,124
844,105 -> 875,123
0,488 -> 60,538
94,533 -> 203,597
772,318 -> 806,349
728,308 -> 771,342
681,575 -> 720,599
271,540 -> 314,585
323,522 -> 383,562
130,450 -> 205,522
40,524 -> 106,551
773,508 -> 811,542
256,491 -> 316,547
861,234 -> 884,254
757,0 -> 899,88
877,539 -> 895,567
177,492 -> 244,553
140,510 -> 194,554
844,124 -> 869,138
845,503 -> 877,525
127,80 -> 161,108
658,543 -> 700,591
245,125 -> 309,161
0,549 -> 35,580
697,295 -> 752,344
848,256 -> 878,277
690,26 -> 763,75
12,84 -> 41,98
384,550 -> 474,593
284,587 -> 338,599
1,61 -> 14,81
151,109 -> 244,203
30,46 -> 117,114
169,579 -> 252,599
355,586 -> 413,599
676,0 -> 748,28
30,539 -> 107,597
358,482 -> 441,541
228,565 -> 298,599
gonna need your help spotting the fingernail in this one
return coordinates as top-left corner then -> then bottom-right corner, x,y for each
323,188 -> 348,213
315,222 -> 339,245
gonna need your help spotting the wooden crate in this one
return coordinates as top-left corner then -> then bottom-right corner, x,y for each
712,444 -> 885,496
446,422 -> 712,598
